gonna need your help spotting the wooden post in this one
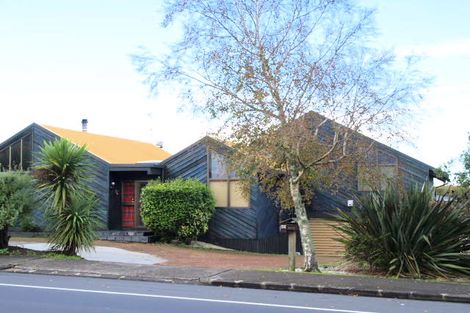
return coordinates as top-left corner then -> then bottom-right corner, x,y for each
288,230 -> 296,271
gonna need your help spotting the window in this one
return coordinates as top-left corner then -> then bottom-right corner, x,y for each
0,133 -> 33,171
357,149 -> 398,192
21,134 -> 32,170
229,181 -> 249,207
208,152 -> 250,208
209,181 -> 229,207
209,152 -> 236,179
0,147 -> 8,171
358,165 -> 397,192
10,140 -> 21,170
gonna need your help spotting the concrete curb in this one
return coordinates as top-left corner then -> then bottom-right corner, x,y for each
206,279 -> 470,304
2,265 -> 470,304
5,267 -> 202,285
0,264 -> 14,270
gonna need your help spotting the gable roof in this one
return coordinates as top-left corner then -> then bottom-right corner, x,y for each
302,111 -> 436,173
42,125 -> 171,164
163,112 -> 437,182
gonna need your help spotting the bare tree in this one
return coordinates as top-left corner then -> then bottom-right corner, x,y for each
134,0 -> 426,271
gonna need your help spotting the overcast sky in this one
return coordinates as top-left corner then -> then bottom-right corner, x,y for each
1,0 -> 469,171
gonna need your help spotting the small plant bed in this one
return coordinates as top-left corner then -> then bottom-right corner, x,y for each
336,183 -> 470,280
0,246 -> 82,260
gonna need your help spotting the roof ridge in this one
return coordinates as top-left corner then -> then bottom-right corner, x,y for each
41,124 -> 163,147
40,124 -> 171,164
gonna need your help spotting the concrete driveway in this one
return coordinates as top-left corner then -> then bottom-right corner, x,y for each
10,242 -> 166,265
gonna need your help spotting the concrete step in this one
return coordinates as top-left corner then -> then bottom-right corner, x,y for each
97,230 -> 153,236
11,231 -> 157,244
97,231 -> 156,243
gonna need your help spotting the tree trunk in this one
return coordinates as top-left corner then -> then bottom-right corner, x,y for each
0,225 -> 10,249
288,165 -> 320,272
63,243 -> 77,256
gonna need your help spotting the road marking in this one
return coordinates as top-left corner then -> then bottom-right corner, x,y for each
0,282 -> 377,313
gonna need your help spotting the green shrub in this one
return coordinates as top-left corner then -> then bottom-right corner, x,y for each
336,184 -> 470,278
141,178 -> 215,243
0,172 -> 35,248
19,216 -> 41,232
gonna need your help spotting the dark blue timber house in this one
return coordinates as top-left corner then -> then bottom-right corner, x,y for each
0,121 -> 438,256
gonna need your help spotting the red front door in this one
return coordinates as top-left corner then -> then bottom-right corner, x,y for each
121,180 -> 148,229
121,181 -> 135,228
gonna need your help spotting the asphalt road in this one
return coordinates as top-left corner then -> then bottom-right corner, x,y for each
0,272 -> 467,313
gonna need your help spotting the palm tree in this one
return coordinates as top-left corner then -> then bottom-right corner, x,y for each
35,139 -> 89,214
35,139 -> 101,255
48,194 -> 101,256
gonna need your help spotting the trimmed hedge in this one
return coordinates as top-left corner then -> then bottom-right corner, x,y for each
140,178 -> 215,242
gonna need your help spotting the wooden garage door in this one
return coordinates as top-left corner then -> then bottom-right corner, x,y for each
309,218 -> 345,257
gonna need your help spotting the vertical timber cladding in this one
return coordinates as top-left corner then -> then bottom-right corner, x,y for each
309,218 -> 345,257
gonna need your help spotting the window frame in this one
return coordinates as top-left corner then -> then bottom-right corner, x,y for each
207,151 -> 251,208
0,133 -> 33,171
357,149 -> 399,192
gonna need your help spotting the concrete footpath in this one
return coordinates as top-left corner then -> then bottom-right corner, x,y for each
0,256 -> 469,304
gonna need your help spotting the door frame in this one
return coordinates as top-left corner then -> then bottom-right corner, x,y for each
121,180 -> 148,229
134,180 -> 149,228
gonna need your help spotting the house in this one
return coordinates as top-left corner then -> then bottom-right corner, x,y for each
0,122 -> 169,230
0,121 -> 437,256
159,132 -> 437,257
